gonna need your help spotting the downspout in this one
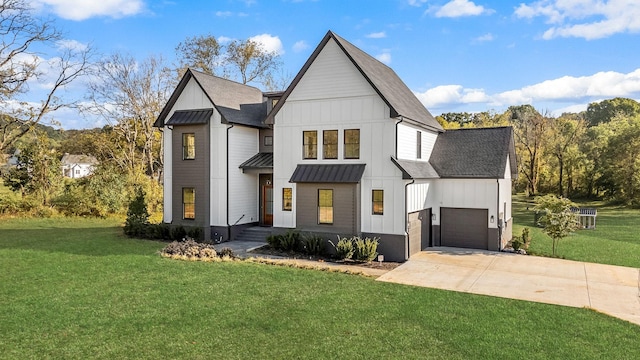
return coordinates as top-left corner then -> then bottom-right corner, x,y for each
226,123 -> 234,241
404,178 -> 415,261
497,179 -> 502,251
395,117 -> 404,159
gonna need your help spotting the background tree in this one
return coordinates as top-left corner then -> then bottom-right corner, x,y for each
223,39 -> 282,86
85,53 -> 173,178
174,34 -> 221,76
0,0 -> 92,151
547,114 -> 587,196
509,105 -> 550,196
585,97 -> 640,126
534,195 -> 580,256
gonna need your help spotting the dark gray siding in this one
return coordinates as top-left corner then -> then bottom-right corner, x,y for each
362,232 -> 406,262
259,128 -> 273,153
408,209 -> 431,257
172,124 -> 210,240
296,183 -> 358,235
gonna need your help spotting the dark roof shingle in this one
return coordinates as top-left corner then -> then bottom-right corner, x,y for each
289,164 -> 366,183
391,157 -> 440,180
429,126 -> 517,179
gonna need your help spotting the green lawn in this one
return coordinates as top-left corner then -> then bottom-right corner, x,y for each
1,218 -> 639,359
512,195 -> 640,268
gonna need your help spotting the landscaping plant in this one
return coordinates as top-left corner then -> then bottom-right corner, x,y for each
534,195 -> 580,256
330,236 -> 355,260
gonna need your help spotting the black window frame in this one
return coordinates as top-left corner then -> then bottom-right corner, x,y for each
183,133 -> 196,160
303,131 -> 318,159
344,129 -> 360,159
372,189 -> 384,215
282,188 -> 292,211
182,187 -> 195,220
318,189 -> 333,224
323,129 -> 338,159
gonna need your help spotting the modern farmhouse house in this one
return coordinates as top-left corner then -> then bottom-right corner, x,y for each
154,31 -> 516,262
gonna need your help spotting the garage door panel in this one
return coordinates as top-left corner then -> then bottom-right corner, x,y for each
441,208 -> 488,250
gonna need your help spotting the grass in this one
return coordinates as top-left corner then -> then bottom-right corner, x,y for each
1,217 -> 639,359
512,194 -> 640,268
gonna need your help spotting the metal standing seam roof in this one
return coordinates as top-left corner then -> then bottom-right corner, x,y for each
165,109 -> 213,125
239,152 -> 273,170
289,164 -> 366,183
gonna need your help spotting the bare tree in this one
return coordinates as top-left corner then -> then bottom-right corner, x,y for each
0,0 -> 92,151
85,53 -> 174,178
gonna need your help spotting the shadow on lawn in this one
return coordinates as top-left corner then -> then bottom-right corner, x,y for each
0,226 -> 165,257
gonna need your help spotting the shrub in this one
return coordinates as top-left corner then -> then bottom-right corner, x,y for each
330,236 -> 354,260
266,234 -> 281,249
521,227 -> 531,250
301,233 -> 325,256
124,187 -> 150,237
279,230 -> 300,252
171,225 -> 187,241
161,239 -> 217,261
352,236 -> 379,262
511,235 -> 524,251
187,226 -> 203,241
154,223 -> 172,240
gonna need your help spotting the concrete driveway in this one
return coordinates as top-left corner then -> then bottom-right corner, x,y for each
377,247 -> 640,326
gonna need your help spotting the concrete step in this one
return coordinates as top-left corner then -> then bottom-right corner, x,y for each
235,227 -> 273,242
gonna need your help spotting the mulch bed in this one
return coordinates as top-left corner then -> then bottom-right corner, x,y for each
248,245 -> 402,271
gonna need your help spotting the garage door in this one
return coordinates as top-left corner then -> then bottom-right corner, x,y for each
408,209 -> 431,257
440,208 -> 488,250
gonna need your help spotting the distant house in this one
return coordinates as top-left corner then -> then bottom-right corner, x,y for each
61,153 -> 98,178
154,31 -> 516,262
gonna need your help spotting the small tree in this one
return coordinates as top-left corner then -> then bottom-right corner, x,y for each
534,195 -> 580,256
124,187 -> 149,237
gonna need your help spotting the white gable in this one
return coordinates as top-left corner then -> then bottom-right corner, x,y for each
171,77 -> 214,114
288,39 -> 376,101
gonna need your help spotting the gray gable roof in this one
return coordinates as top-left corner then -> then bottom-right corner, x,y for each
266,31 -> 443,132
391,157 -> 440,180
429,126 -> 517,179
154,68 -> 267,128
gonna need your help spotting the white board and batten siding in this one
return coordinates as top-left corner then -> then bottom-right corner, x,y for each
163,77 -> 215,224
273,37 -> 407,236
227,126 -> 259,225
498,155 -> 512,223
435,179 -> 499,228
396,123 -> 438,161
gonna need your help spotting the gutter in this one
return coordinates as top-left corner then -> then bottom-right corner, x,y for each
404,178 -> 415,261
226,123 -> 234,241
497,179 -> 502,250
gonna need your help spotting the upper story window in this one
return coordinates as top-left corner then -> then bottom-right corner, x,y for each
323,130 -> 338,159
344,129 -> 360,159
416,131 -> 422,159
183,133 -> 195,160
303,131 -> 317,159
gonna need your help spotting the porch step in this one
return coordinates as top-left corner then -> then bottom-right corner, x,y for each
235,227 -> 273,242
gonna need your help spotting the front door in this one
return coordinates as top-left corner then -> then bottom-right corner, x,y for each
262,185 -> 273,226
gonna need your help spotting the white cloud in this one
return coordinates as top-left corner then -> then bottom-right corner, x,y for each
376,52 -> 392,64
33,0 -> 144,21
433,0 -> 493,18
249,34 -> 284,55
414,68 -> 640,111
292,40 -> 309,53
474,33 -> 494,42
217,36 -> 234,44
407,0 -> 428,6
366,31 -> 387,39
56,39 -> 88,52
215,11 -> 233,17
515,0 -> 640,40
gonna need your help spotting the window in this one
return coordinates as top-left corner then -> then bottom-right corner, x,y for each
283,188 -> 292,211
344,129 -> 360,159
183,133 -> 195,160
303,131 -> 317,159
323,130 -> 338,159
318,189 -> 333,224
372,190 -> 384,215
183,188 -> 195,219
264,135 -> 273,147
416,131 -> 422,159
75,169 -> 80,175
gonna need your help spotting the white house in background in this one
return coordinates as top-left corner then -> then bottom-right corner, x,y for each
154,31 -> 516,262
61,153 -> 98,178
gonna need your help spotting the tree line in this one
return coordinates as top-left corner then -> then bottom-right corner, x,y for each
437,97 -> 640,206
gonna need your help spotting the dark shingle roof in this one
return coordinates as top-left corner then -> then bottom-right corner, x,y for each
289,164 -> 366,183
165,109 -> 212,125
154,69 -> 267,128
239,152 -> 273,170
266,31 -> 443,132
391,157 -> 440,180
429,126 -> 517,179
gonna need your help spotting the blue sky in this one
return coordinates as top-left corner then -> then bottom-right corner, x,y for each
18,0 -> 640,129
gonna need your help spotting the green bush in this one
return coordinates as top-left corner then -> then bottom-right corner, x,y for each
171,225 -> 187,241
511,235 -> 524,251
521,227 -> 531,250
124,187 -> 150,237
279,230 -> 300,252
266,234 -> 281,249
352,236 -> 379,262
330,236 -> 354,260
0,197 -> 36,215
302,233 -> 325,256
187,227 -> 203,241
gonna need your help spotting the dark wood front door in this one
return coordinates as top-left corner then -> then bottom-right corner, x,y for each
262,185 -> 273,226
